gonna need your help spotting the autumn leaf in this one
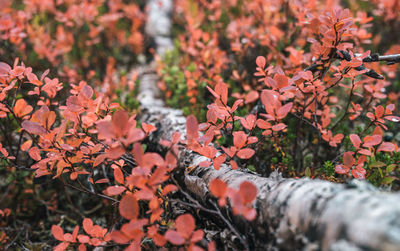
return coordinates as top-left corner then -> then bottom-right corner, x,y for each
106,186 -> 126,196
238,181 -> 257,204
165,230 -> 185,245
236,148 -> 255,159
176,214 -> 195,239
52,225 -> 65,241
119,194 -> 139,220
13,99 -> 33,117
22,120 -> 47,135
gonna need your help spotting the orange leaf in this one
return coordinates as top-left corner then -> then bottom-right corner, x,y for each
13,99 -> 33,118
20,140 -> 32,151
161,184 -> 178,196
29,147 -> 41,161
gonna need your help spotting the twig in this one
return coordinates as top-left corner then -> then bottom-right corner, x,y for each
171,176 -> 250,250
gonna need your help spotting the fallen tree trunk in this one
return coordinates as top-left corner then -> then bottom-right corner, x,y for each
139,1 -> 400,250
138,74 -> 400,250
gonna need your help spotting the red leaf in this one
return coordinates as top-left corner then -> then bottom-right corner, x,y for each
363,135 -> 382,147
96,121 -> 114,140
213,154 -> 226,170
240,114 -> 256,130
215,82 -> 228,105
256,56 -> 266,69
276,102 -> 292,119
375,105 -> 384,118
186,115 -> 199,142
239,181 -> 257,204
343,152 -> 355,167
29,147 -> 41,161
358,149 -> 372,156
114,167 -> 124,184
126,128 -> 146,144
274,74 -> 289,89
110,230 -> 130,244
83,218 -> 93,236
191,229 -> 204,243
352,167 -> 366,179
0,62 -> 11,76
52,225 -> 65,241
378,142 -> 396,152
349,134 -> 361,149
106,186 -> 126,196
245,91 -> 259,104
230,160 -> 238,169
261,90 -> 279,116
142,123 -> 157,134
247,136 -> 258,144
335,164 -> 349,174
221,146 -> 236,158
165,230 -> 185,245
231,99 -> 243,112
66,96 -> 83,113
93,154 -> 107,167
112,110 -> 129,138
272,123 -> 287,131
236,148 -> 255,159
54,242 -> 69,251
206,86 -> 219,99
209,179 -> 227,198
176,214 -> 195,239
78,234 -> 90,243
81,85 -> 93,99
119,194 -> 139,220
233,131 -> 247,149
22,120 -> 47,135
243,208 -> 257,221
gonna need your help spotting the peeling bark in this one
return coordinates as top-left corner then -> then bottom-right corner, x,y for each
140,1 -> 400,250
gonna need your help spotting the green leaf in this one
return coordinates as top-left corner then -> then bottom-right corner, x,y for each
305,167 -> 311,177
369,161 -> 386,168
386,164 -> 397,173
381,176 -> 397,185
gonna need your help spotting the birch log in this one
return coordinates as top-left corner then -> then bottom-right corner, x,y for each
141,1 -> 400,250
